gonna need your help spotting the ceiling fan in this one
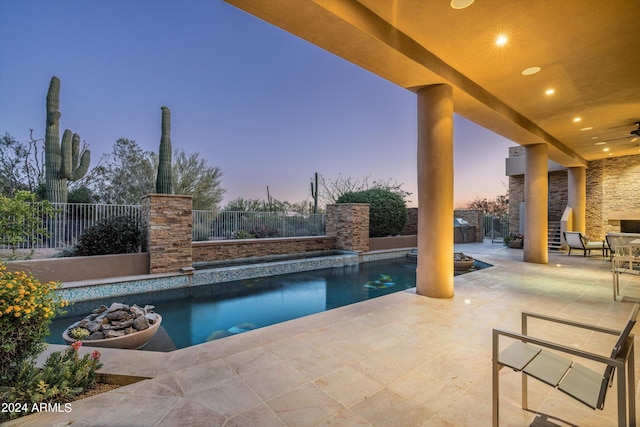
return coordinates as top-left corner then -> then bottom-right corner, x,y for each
602,121 -> 640,143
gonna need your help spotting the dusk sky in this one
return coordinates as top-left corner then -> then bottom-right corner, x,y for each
0,0 -> 515,208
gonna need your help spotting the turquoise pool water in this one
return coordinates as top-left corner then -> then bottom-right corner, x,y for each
47,257 -> 489,351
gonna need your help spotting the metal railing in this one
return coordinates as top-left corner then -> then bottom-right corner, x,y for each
193,211 -> 326,241
1,203 -> 326,250
483,214 -> 510,243
1,203 -> 141,250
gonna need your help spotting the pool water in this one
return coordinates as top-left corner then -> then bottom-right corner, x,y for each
47,257 -> 489,351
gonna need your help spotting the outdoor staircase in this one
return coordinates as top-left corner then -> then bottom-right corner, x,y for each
548,220 -> 563,251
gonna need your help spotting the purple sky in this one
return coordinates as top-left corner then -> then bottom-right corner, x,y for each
0,0 -> 514,208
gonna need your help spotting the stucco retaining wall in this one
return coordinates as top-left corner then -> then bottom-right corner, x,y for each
6,253 -> 149,283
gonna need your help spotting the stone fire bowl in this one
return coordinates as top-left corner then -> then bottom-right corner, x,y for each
63,314 -> 162,350
454,260 -> 475,270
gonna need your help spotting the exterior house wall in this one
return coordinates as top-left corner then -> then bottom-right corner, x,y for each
548,170 -> 568,221
508,152 -> 640,240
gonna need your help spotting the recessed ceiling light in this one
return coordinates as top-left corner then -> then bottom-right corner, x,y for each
495,35 -> 508,46
545,89 -> 555,95
522,67 -> 541,75
573,117 -> 582,123
603,147 -> 610,152
450,0 -> 475,9
595,141 -> 606,145
580,127 -> 593,131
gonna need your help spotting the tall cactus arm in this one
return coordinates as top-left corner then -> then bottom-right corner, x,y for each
60,130 -> 73,178
70,133 -> 90,180
60,131 -> 91,180
71,150 -> 91,180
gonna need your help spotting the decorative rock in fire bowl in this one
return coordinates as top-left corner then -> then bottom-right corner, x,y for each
454,252 -> 475,272
63,303 -> 162,350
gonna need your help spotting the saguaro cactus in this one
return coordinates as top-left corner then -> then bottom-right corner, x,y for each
311,172 -> 319,214
45,76 -> 91,203
155,106 -> 173,194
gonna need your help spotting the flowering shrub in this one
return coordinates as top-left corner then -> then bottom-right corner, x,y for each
0,263 -> 67,385
1,341 -> 102,421
0,264 -> 103,421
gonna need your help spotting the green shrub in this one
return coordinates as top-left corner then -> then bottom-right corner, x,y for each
0,264 -> 67,386
337,189 -> 407,237
233,230 -> 255,239
70,215 -> 143,256
250,224 -> 280,238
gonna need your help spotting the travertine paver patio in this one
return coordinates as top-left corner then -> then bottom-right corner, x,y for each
5,242 -> 639,426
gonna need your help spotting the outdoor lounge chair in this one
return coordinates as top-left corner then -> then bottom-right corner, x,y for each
563,231 -> 608,257
492,304 -> 638,427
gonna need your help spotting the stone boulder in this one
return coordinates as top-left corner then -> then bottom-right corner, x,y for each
67,303 -> 158,341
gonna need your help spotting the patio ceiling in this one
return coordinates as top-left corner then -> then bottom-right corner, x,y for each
226,0 -> 640,167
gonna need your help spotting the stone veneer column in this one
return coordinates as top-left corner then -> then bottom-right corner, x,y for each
417,84 -> 454,298
524,144 -> 548,264
567,166 -> 586,233
325,204 -> 369,252
141,194 -> 193,274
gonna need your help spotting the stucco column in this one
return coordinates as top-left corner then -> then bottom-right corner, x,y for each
524,144 -> 548,264
416,84 -> 454,298
567,166 -> 586,233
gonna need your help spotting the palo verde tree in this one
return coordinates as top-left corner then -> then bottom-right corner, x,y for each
44,76 -> 91,203
85,138 -> 224,210
0,191 -> 57,260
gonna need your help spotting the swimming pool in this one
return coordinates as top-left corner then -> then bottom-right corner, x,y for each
47,257 -> 490,351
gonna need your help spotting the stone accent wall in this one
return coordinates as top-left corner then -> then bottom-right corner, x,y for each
509,175 -> 524,232
586,154 -> 640,238
548,170 -> 567,220
142,194 -> 193,274
401,208 -> 418,235
325,204 -> 369,252
508,152 -> 640,240
509,170 -> 566,229
192,237 -> 336,262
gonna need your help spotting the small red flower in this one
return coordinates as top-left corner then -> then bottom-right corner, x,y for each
71,340 -> 82,351
91,349 -> 101,360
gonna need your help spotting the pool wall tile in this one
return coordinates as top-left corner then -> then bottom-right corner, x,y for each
61,253 -> 369,303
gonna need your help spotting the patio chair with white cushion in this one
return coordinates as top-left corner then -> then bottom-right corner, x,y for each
492,304 -> 638,427
563,231 -> 608,257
